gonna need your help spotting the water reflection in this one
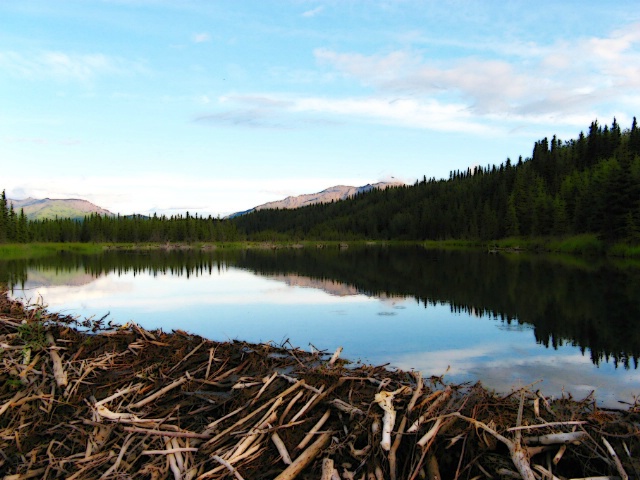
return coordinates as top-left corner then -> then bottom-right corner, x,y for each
2,246 -> 640,406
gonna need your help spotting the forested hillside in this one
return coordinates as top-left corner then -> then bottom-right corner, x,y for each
1,118 -> 639,244
233,118 -> 640,242
0,195 -> 240,243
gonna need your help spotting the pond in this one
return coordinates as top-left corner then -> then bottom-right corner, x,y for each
3,245 -> 640,408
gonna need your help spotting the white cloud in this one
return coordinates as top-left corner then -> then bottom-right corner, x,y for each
302,6 -> 324,18
313,22 -> 640,125
0,50 -> 145,82
192,32 -> 211,43
194,23 -> 640,138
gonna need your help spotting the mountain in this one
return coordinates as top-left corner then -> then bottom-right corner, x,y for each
230,181 -> 404,218
8,197 -> 113,221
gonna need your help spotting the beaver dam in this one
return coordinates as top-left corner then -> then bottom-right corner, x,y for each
1,291 -> 638,479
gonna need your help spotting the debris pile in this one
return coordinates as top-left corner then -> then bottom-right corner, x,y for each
1,290 -> 638,479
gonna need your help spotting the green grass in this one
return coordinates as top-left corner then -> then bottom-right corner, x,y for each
0,243 -> 105,260
2,237 -> 639,260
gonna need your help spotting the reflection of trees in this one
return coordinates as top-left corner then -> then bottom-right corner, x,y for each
1,247 -> 639,368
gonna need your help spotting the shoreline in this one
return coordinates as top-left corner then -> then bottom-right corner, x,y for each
1,234 -> 640,261
1,291 -> 638,479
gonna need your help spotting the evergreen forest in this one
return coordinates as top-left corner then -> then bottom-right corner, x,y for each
1,117 -> 639,244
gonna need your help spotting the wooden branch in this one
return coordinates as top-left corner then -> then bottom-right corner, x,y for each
296,409 -> 331,450
274,431 -> 333,480
601,437 -> 628,480
407,371 -> 423,413
129,376 -> 188,409
46,331 -> 68,387
375,391 -> 397,451
523,431 -> 587,445
389,415 -> 407,480
321,458 -> 334,480
328,346 -> 343,365
142,447 -> 198,455
271,431 -> 293,465
212,455 -> 246,480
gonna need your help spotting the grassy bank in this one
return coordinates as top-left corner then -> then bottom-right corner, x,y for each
1,236 -> 639,260
0,242 -> 105,260
492,234 -> 640,257
423,234 -> 640,258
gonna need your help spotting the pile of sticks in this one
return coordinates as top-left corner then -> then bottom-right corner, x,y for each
1,290 -> 638,479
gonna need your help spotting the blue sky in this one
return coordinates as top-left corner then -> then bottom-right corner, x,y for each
2,0 -> 639,216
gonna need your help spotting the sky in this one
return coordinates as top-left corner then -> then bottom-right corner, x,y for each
2,0 -> 640,217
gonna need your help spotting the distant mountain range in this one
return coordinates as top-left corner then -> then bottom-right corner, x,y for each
8,180 -> 404,221
229,181 -> 404,218
8,197 -> 113,221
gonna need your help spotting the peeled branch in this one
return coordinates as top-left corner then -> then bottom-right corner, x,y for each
375,391 -> 397,451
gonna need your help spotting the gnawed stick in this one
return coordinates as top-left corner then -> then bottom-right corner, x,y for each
523,431 -> 587,445
99,433 -> 134,479
601,437 -> 629,480
46,331 -> 68,387
533,464 -> 562,480
129,375 -> 188,409
407,371 -> 423,413
272,431 -> 293,465
0,390 -> 26,417
407,386 -> 452,433
375,388 -> 409,451
417,417 -> 443,449
3,468 -> 47,480
211,455 -> 246,480
553,444 -> 567,465
168,340 -> 206,374
290,385 -> 325,423
329,398 -> 364,416
279,389 -> 305,424
142,447 -> 198,455
204,404 -> 247,432
205,380 -> 304,449
328,346 -> 343,365
508,421 -> 587,432
227,407 -> 279,462
389,415 -> 407,480
94,383 -> 144,407
296,408 -> 331,450
321,458 -> 335,480
123,426 -> 211,439
251,371 -> 278,406
449,412 -> 536,480
274,431 -> 333,480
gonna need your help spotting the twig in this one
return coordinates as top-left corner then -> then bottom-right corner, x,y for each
211,455 -> 246,480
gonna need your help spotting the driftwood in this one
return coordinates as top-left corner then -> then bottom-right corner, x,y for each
0,290 -> 639,479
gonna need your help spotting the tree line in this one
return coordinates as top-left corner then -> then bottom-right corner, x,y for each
233,117 -> 640,242
0,201 -> 240,243
1,117 -> 639,244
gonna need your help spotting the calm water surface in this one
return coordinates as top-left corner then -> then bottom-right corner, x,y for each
4,246 -> 640,408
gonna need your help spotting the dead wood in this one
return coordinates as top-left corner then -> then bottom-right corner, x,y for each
0,290 -> 638,479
